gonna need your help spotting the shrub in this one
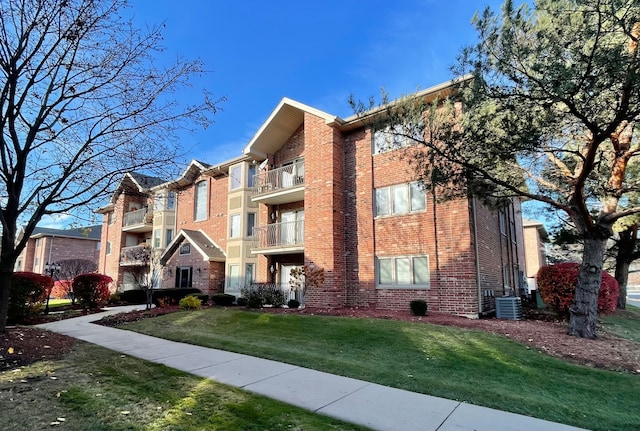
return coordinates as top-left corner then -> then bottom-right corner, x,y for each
9,272 -> 52,322
236,297 -> 247,307
241,283 -> 285,308
50,280 -> 72,299
409,299 -> 428,316
212,293 -> 235,306
120,289 -> 146,304
179,295 -> 202,310
73,273 -> 112,309
537,262 -> 619,316
151,288 -> 203,306
287,299 -> 300,309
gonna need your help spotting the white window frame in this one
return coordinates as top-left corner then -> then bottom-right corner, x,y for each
246,212 -> 256,237
373,123 -> 422,154
153,229 -> 161,248
106,241 -> 112,255
248,164 -> 257,188
194,181 -> 208,221
179,243 -> 191,255
376,255 -> 430,289
166,229 -> 173,247
375,182 -> 426,217
230,165 -> 242,190
230,214 -> 241,238
228,264 -> 240,288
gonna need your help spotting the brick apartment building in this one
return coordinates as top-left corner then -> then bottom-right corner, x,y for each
14,226 -> 102,274
97,80 -> 525,317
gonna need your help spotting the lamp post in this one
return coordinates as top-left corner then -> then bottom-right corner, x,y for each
44,261 -> 61,314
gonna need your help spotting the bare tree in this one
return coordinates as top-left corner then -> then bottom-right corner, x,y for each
127,246 -> 162,310
57,258 -> 98,304
0,0 -> 223,331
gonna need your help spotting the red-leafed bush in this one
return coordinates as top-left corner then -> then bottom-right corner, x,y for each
72,273 -> 112,309
9,272 -> 53,322
536,262 -> 619,316
51,280 -> 73,299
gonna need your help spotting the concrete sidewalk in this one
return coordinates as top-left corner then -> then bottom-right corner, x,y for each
37,306 -> 588,431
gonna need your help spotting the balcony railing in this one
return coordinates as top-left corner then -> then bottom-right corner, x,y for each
123,208 -> 151,227
252,220 -> 304,250
120,245 -> 150,266
252,161 -> 304,196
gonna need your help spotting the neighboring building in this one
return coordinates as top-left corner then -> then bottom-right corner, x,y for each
522,219 -> 549,292
97,80 -> 527,317
14,225 -> 102,273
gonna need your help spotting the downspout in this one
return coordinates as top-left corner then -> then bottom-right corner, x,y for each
432,184 -> 442,312
471,196 -> 483,317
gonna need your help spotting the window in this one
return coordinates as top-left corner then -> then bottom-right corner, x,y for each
230,214 -> 241,238
153,229 -> 161,248
499,209 -> 507,236
166,229 -> 173,246
376,256 -> 430,288
248,164 -> 257,188
107,211 -> 114,225
373,123 -> 422,154
167,191 -> 176,209
36,238 -> 42,248
375,182 -> 426,217
245,263 -> 254,286
194,181 -> 208,221
179,243 -> 191,255
247,213 -> 256,237
106,241 -> 112,255
228,264 -> 239,288
230,165 -> 242,190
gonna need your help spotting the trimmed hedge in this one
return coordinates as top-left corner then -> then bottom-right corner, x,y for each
72,273 -> 112,309
410,299 -> 428,316
212,293 -> 235,306
119,288 -> 205,306
9,272 -> 52,323
537,262 -> 619,315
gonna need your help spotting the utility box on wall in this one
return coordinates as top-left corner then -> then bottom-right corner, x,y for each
495,296 -> 522,320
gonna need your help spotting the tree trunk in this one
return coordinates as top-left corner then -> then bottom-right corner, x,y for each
0,265 -> 12,333
568,236 -> 606,339
614,227 -> 636,310
614,259 -> 629,310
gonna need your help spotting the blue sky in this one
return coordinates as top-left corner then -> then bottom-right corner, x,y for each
129,0 -> 505,165
41,0 -> 509,228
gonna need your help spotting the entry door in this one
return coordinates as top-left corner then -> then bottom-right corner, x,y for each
281,264 -> 303,302
176,267 -> 192,288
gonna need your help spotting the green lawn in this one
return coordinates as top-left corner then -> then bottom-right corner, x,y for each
599,305 -> 640,343
0,342 -> 370,431
119,308 -> 640,431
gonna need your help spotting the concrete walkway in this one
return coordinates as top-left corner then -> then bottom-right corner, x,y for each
37,306 -> 588,431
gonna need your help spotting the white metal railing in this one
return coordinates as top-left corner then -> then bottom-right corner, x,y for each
252,220 -> 304,249
123,208 -> 150,227
252,161 -> 304,196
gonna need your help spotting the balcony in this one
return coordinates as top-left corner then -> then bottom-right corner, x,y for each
120,245 -> 151,266
252,220 -> 304,255
122,208 -> 153,233
251,161 -> 304,204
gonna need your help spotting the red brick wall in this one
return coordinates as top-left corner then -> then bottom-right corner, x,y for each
303,113 -> 345,308
162,246 -> 222,296
176,174 -> 228,250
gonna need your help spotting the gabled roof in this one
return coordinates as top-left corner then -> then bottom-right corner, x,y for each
20,225 -> 102,242
243,97 -> 343,160
159,229 -> 226,264
95,172 -> 168,213
164,159 -> 212,189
